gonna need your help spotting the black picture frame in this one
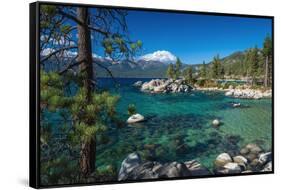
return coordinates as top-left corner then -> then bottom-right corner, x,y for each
30,1 -> 274,188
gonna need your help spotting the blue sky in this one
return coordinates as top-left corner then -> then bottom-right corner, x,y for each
124,10 -> 272,64
45,8 -> 272,65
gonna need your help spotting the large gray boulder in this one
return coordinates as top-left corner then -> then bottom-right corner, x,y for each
245,143 -> 263,154
215,162 -> 242,174
214,153 -> 232,168
124,161 -> 162,180
262,161 -> 272,172
139,79 -> 192,93
158,162 -> 191,178
184,160 -> 211,176
127,113 -> 145,124
258,152 -> 272,166
118,159 -> 193,180
240,144 -> 263,162
118,153 -> 142,181
233,155 -> 248,165
233,155 -> 248,170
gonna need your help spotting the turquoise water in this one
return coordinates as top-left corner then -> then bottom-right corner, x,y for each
95,78 -> 272,170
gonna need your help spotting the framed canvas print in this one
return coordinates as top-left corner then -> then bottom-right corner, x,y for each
29,1 -> 274,188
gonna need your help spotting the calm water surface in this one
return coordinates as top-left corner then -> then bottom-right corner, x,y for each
95,78 -> 272,170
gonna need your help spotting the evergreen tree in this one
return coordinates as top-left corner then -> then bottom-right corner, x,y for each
183,66 -> 193,84
220,65 -> 225,79
40,5 -> 142,179
249,47 -> 259,85
200,61 -> 207,79
175,57 -> 182,79
212,55 -> 221,79
167,63 -> 175,79
263,35 -> 272,87
244,49 -> 251,77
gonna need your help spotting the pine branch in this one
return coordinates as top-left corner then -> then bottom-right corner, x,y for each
40,46 -> 78,63
94,61 -> 118,85
88,25 -> 109,37
59,59 -> 85,75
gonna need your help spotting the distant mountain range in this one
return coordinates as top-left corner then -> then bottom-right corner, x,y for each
42,49 -> 248,78
95,50 -> 247,78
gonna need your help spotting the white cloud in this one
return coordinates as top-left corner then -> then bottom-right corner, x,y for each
139,50 -> 177,63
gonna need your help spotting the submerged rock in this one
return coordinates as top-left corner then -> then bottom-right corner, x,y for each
232,103 -> 241,108
127,113 -> 145,124
133,81 -> 143,87
240,148 -> 250,155
245,143 -> 263,154
212,119 -> 220,127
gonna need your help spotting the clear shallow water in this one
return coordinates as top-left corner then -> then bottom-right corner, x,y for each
95,78 -> 272,170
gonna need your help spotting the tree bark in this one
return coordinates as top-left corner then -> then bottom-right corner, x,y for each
264,55 -> 269,88
76,7 -> 96,176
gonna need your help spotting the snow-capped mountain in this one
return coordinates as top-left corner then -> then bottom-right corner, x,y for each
138,50 -> 177,64
95,50 -> 178,78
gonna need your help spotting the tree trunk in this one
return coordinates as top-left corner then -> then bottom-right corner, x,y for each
80,136 -> 96,176
264,55 -> 269,88
76,7 -> 96,176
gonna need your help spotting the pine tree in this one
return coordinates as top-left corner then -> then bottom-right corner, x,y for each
200,61 -> 207,79
167,63 -> 175,79
249,47 -> 259,85
212,55 -> 221,79
183,66 -> 193,84
40,5 -> 142,178
175,57 -> 182,79
220,65 -> 225,79
263,35 -> 272,87
40,70 -> 120,181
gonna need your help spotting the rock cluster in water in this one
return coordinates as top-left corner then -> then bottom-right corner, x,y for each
134,79 -> 193,93
118,143 -> 272,180
214,143 -> 272,174
225,89 -> 272,99
118,153 -> 210,181
134,80 -> 272,99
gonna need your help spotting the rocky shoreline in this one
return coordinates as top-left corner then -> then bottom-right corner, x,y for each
224,88 -> 272,99
118,143 -> 272,180
133,79 -> 272,99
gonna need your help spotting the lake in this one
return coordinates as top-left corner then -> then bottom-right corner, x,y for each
95,78 -> 272,170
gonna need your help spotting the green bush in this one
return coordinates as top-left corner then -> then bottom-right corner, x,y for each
127,104 -> 137,116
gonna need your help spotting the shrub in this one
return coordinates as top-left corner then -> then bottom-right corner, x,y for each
127,104 -> 137,116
